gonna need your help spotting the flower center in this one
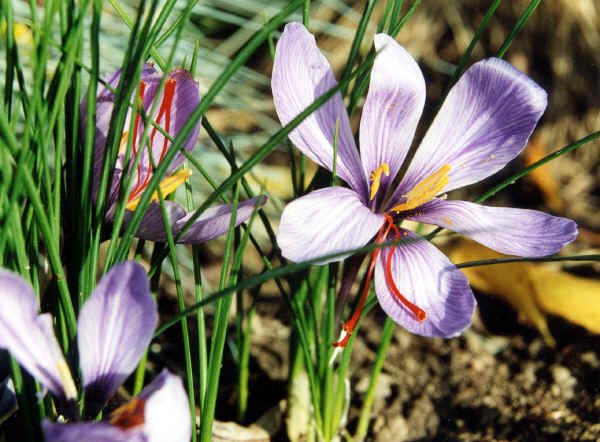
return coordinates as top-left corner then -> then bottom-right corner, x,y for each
369,163 -> 390,200
390,164 -> 451,213
110,397 -> 146,429
333,215 -> 426,348
120,78 -> 191,211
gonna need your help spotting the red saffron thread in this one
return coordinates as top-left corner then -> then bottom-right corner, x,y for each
333,214 -> 426,348
128,78 -> 176,203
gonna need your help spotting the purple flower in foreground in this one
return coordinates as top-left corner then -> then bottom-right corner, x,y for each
0,262 -> 191,440
84,64 -> 265,244
272,23 -> 577,343
43,369 -> 191,442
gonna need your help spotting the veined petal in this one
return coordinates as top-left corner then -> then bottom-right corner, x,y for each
138,370 -> 191,442
409,199 -> 578,256
395,58 -> 547,202
360,34 -> 425,205
79,261 -> 157,415
272,22 -> 367,199
374,231 -> 475,337
42,421 -> 145,442
123,201 -> 186,243
277,187 -> 385,264
176,196 -> 267,244
144,68 -> 201,176
0,270 -> 75,398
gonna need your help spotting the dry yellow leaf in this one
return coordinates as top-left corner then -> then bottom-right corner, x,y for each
448,239 -> 600,346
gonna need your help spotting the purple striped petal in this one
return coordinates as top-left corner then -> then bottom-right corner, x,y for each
272,23 -> 367,199
0,270 -> 74,398
374,231 -> 475,337
43,421 -> 145,442
176,196 -> 267,244
277,187 -> 385,264
359,34 -> 425,205
138,370 -> 191,442
122,201 -> 186,243
85,64 -> 201,208
79,261 -> 157,415
394,58 -> 547,203
409,199 -> 578,256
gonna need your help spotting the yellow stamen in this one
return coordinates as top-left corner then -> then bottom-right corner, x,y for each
390,164 -> 451,213
118,130 -> 130,155
126,168 -> 192,211
57,360 -> 78,400
369,163 -> 390,200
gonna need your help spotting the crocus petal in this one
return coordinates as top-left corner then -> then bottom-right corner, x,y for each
0,270 -> 74,398
409,199 -> 578,256
272,22 -> 367,199
374,231 -> 475,337
43,421 -> 145,442
176,196 -> 267,244
141,68 -> 201,176
121,201 -> 187,243
277,187 -> 385,264
394,58 -> 547,202
79,261 -> 157,415
138,369 -> 191,442
86,64 -> 201,208
359,34 -> 425,204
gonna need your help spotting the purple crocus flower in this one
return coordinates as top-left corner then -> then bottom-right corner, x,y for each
43,369 -> 191,442
272,23 -> 577,343
84,64 -> 265,244
0,262 -> 190,440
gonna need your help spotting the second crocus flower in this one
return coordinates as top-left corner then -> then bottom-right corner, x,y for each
84,64 -> 265,244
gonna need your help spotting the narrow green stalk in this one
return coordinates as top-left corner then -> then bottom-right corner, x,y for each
9,357 -> 35,442
303,0 -> 311,28
200,183 -> 241,442
355,317 -> 395,440
440,0 -> 501,100
340,0 -> 378,94
496,0 -> 542,59
389,0 -> 420,37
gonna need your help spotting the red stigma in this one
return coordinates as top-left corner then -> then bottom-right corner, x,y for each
128,78 -> 177,204
333,215 -> 426,348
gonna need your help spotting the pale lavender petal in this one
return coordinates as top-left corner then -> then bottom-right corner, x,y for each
0,270 -> 72,398
122,201 -> 186,243
374,231 -> 475,337
43,421 -> 145,442
277,187 -> 385,264
141,68 -> 201,176
79,261 -> 157,414
138,369 -> 191,442
86,64 -> 200,208
272,22 -> 367,199
394,58 -> 547,204
359,34 -> 425,206
176,196 -> 267,244
409,199 -> 578,256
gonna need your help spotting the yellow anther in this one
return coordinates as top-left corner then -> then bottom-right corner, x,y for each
369,163 -> 390,200
118,130 -> 130,155
126,168 -> 192,211
391,164 -> 451,213
57,360 -> 78,400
